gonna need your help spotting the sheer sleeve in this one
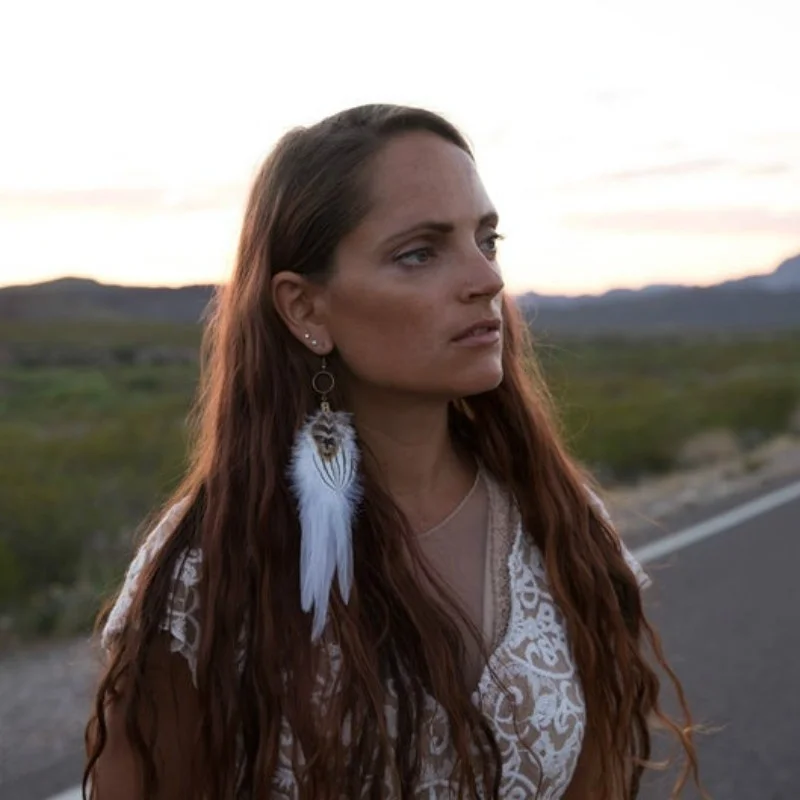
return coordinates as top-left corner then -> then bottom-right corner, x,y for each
101,499 -> 204,684
585,486 -> 652,591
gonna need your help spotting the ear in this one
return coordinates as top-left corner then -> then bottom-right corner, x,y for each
271,271 -> 332,355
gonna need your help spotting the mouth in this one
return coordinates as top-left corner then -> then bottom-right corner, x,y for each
452,318 -> 502,344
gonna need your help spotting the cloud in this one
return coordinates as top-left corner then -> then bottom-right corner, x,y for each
590,90 -> 633,107
748,131 -> 800,148
559,157 -> 795,189
582,159 -> 734,185
741,162 -> 793,177
565,207 -> 800,235
0,184 -> 248,214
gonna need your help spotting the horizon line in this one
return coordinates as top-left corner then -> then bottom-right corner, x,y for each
0,262 -> 793,299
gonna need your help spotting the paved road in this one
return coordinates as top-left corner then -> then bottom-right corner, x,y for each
637,484 -> 800,800
4,481 -> 799,800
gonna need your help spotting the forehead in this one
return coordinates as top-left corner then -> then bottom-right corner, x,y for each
359,132 -> 493,232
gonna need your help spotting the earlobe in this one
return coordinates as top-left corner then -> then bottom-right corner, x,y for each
271,271 -> 331,352
302,331 -> 329,355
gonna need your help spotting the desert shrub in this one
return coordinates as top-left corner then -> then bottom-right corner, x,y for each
539,333 -> 800,481
2,324 -> 799,637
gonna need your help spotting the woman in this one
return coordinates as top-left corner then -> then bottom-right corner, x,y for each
85,104 -> 702,799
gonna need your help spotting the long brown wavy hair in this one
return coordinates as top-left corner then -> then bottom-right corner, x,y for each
85,104 -> 702,799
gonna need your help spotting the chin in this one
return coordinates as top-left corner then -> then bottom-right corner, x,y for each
451,359 -> 504,398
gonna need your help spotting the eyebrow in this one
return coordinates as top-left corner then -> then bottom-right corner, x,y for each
382,211 -> 500,247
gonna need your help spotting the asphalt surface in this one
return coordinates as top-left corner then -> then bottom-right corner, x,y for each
3,481 -> 798,800
637,486 -> 800,800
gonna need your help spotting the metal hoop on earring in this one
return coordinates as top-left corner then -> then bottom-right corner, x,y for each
312,357 -> 335,412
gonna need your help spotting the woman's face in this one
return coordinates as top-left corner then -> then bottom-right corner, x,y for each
321,131 -> 505,402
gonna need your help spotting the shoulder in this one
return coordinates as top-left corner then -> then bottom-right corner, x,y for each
584,485 -> 651,590
101,498 -> 204,683
501,477 -> 651,592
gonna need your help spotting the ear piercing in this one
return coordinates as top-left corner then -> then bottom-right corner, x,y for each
304,332 -> 319,348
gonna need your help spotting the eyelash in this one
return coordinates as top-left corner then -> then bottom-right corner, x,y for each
484,232 -> 505,255
395,232 -> 505,267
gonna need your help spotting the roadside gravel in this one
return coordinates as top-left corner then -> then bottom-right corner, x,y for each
0,638 -> 100,787
606,434 -> 800,540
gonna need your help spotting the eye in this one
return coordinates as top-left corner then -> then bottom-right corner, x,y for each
480,232 -> 504,259
395,246 -> 436,268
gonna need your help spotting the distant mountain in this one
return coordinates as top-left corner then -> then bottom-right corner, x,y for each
0,277 -> 215,323
717,253 -> 800,292
517,254 -> 800,309
1,253 -> 798,335
520,283 -> 679,310
524,284 -> 800,336
766,253 -> 800,288
517,253 -> 800,335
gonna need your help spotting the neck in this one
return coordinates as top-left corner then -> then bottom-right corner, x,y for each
346,387 -> 472,504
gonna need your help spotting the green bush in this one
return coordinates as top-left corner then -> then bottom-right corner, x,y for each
538,332 -> 800,481
1,323 -> 799,638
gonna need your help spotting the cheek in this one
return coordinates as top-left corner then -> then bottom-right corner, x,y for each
328,288 -> 440,382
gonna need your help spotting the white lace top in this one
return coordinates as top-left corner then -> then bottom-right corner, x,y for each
102,476 -> 649,799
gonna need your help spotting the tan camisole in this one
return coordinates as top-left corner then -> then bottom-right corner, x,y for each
415,468 -> 496,689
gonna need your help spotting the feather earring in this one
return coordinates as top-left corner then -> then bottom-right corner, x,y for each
288,353 -> 362,641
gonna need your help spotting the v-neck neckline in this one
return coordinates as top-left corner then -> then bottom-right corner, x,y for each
471,468 -> 517,697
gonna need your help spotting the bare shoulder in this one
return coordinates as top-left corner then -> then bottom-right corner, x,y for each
89,633 -> 202,799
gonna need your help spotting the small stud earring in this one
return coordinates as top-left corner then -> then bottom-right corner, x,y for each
302,331 -> 322,350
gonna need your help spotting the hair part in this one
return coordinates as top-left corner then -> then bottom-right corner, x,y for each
85,104 -> 703,799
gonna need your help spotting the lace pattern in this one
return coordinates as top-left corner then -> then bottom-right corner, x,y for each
473,524 -> 585,798
101,498 -> 203,680
586,486 -> 652,590
101,482 -> 650,798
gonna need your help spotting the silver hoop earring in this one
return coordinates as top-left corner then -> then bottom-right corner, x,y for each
287,356 -> 361,641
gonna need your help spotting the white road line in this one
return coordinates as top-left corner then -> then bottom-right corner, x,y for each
47,790 -> 82,800
631,479 -> 800,565
47,479 -> 800,800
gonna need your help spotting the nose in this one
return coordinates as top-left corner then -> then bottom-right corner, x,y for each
460,249 -> 504,303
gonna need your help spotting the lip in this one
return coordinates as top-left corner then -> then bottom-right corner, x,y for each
452,318 -> 502,344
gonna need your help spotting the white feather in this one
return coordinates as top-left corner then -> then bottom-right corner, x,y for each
288,410 -> 361,640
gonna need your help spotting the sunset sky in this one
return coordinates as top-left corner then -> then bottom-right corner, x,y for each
1,0 -> 798,295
